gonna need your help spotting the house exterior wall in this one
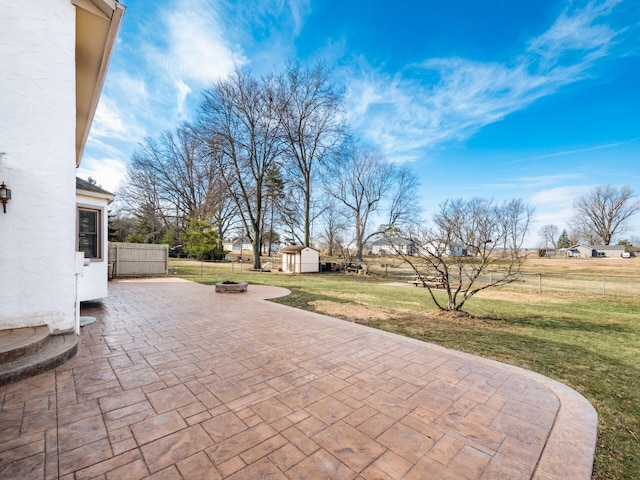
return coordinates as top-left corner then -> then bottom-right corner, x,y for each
77,192 -> 111,302
594,246 -> 626,257
372,242 -> 415,256
574,245 -> 595,257
0,0 -> 78,333
569,245 -> 626,258
223,241 -> 253,252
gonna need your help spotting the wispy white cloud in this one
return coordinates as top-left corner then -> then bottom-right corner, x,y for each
530,185 -> 590,206
219,0 -> 314,71
516,174 -> 587,189
515,138 -> 640,162
344,0 -> 628,161
175,79 -> 192,116
285,0 -> 312,36
89,97 -> 147,143
527,0 -> 622,68
77,157 -> 129,193
527,185 -> 593,236
160,0 -> 247,87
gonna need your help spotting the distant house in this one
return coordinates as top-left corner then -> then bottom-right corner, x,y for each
223,238 -> 253,252
423,240 -> 468,257
449,242 -> 468,257
371,237 -> 416,256
281,246 -> 320,273
567,245 -> 626,258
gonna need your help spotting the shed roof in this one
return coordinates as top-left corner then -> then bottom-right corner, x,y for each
570,244 -> 625,251
280,245 -> 318,253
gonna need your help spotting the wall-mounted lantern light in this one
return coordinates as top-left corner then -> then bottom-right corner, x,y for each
0,182 -> 11,213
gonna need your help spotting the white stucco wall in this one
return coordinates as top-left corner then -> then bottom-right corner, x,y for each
77,192 -> 111,302
0,0 -> 78,333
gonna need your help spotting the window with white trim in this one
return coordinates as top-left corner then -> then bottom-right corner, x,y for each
78,208 -> 101,259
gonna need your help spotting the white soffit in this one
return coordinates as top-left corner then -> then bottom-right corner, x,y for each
73,0 -> 125,166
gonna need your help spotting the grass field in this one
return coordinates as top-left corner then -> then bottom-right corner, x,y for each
169,256 -> 640,479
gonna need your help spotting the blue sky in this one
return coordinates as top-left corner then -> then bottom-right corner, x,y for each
79,0 -> 640,246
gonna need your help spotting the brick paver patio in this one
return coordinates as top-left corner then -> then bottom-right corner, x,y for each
0,278 -> 597,479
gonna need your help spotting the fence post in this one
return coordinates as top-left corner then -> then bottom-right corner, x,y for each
538,274 -> 542,294
602,277 -> 606,296
115,242 -> 120,277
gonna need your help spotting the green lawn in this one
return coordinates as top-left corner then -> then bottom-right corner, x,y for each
170,259 -> 640,480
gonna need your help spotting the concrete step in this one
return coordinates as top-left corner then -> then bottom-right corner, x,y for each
0,330 -> 77,386
0,325 -> 50,363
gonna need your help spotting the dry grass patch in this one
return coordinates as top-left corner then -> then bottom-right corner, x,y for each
474,289 -> 570,304
309,300 -> 393,323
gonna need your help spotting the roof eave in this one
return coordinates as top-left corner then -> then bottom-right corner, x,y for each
73,0 -> 125,167
77,188 -> 116,204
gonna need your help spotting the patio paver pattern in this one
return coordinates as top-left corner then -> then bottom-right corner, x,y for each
0,278 -> 597,479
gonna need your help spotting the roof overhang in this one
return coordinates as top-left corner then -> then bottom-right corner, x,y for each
76,187 -> 115,204
73,0 -> 125,166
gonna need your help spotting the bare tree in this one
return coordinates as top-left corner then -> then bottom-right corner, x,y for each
316,197 -> 347,256
273,62 -> 345,247
199,68 -> 282,270
573,185 -> 640,245
384,165 -> 421,231
133,125 -> 214,219
118,158 -> 170,241
391,198 -> 533,311
539,224 -> 559,252
208,175 -> 240,249
568,228 -> 581,246
277,187 -> 306,246
119,123 -> 237,247
325,144 -> 418,261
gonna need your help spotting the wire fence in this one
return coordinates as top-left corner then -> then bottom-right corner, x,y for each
511,272 -> 640,298
170,258 -> 640,299
380,268 -> 640,298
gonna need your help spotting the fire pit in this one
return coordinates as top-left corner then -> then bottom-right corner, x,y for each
215,281 -> 248,293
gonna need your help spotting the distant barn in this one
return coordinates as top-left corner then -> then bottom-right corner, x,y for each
567,244 -> 626,258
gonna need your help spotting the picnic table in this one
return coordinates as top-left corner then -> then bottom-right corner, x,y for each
410,275 -> 446,288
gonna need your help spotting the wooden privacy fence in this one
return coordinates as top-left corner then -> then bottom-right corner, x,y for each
108,242 -> 168,277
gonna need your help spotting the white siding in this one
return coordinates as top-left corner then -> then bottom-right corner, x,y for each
282,248 -> 319,273
0,0 -> 78,333
77,192 -> 111,302
299,248 -> 319,273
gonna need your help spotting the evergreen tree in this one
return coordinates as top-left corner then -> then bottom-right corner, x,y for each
557,229 -> 571,248
181,218 -> 225,260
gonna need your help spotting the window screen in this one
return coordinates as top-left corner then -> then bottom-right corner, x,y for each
78,209 -> 99,258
